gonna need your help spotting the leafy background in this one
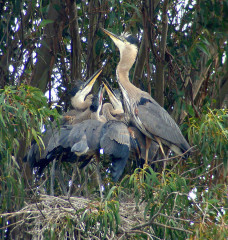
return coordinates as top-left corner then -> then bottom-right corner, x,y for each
0,0 -> 228,239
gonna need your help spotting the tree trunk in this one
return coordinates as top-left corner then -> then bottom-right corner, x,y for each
30,0 -> 63,92
66,0 -> 82,81
154,0 -> 168,107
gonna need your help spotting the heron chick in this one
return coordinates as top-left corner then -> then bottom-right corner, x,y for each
24,68 -> 103,170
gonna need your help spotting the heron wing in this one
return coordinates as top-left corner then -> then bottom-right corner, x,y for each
59,120 -> 102,153
100,121 -> 130,182
136,97 -> 190,152
101,121 -> 130,148
44,125 -> 73,154
71,134 -> 89,155
84,120 -> 104,150
111,154 -> 128,182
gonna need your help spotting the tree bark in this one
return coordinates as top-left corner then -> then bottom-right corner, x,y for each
30,0 -> 63,92
66,0 -> 82,81
154,0 -> 168,107
215,62 -> 228,108
133,31 -> 146,88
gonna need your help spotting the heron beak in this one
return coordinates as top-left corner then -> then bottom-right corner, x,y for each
101,28 -> 124,49
103,81 -> 124,113
98,83 -> 105,106
80,68 -> 103,97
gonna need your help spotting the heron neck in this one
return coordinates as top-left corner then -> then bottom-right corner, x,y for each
71,94 -> 93,110
102,103 -> 117,121
91,111 -> 106,122
116,45 -> 140,97
116,65 -> 140,101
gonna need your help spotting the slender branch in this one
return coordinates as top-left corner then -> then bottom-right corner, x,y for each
158,213 -> 197,223
50,158 -> 56,196
188,162 -> 223,180
180,164 -> 204,176
151,221 -> 193,234
150,146 -> 195,165
131,192 -> 186,230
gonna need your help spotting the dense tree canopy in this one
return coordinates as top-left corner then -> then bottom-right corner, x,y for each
0,0 -> 228,239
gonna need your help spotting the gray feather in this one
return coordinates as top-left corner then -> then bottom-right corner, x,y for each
135,100 -> 190,152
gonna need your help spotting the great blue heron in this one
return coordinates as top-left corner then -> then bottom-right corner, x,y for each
44,83 -> 131,182
61,68 -> 103,125
102,81 -> 159,167
102,28 -> 191,164
24,68 -> 103,170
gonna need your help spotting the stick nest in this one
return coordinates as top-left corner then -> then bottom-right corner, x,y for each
2,194 -> 146,239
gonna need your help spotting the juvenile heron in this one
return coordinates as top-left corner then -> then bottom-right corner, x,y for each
61,68 -> 103,125
102,28 -> 191,164
35,84 -> 128,191
24,68 -> 103,170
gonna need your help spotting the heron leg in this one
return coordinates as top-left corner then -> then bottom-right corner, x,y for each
95,154 -> 103,199
154,136 -> 166,159
144,137 -> 152,166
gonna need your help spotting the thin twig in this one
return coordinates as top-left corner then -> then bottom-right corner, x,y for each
180,164 -> 204,176
188,162 -> 223,180
68,164 -> 77,197
151,146 -> 195,165
151,221 -> 193,234
158,213 -> 197,223
131,192 -> 186,230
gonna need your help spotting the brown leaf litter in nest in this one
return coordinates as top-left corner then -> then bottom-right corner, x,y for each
1,194 -> 147,239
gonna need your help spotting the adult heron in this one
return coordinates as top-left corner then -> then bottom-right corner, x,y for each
102,28 -> 191,164
102,81 -> 159,169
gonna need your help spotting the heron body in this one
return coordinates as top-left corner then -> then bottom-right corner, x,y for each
46,120 -> 103,159
47,88 -> 105,159
41,83 -> 131,182
102,28 -> 191,162
100,120 -> 130,181
102,81 -> 159,169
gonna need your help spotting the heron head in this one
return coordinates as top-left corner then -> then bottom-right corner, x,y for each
90,83 -> 104,113
102,28 -> 138,57
103,80 -> 124,114
70,68 -> 103,109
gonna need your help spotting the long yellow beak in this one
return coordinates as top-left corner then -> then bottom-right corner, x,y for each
82,68 -> 103,91
103,81 -> 124,112
101,28 -> 125,48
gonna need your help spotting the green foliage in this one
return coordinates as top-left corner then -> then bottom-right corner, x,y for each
188,108 -> 228,172
0,0 -> 228,239
35,166 -> 226,239
0,84 -> 59,213
0,84 -> 59,158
